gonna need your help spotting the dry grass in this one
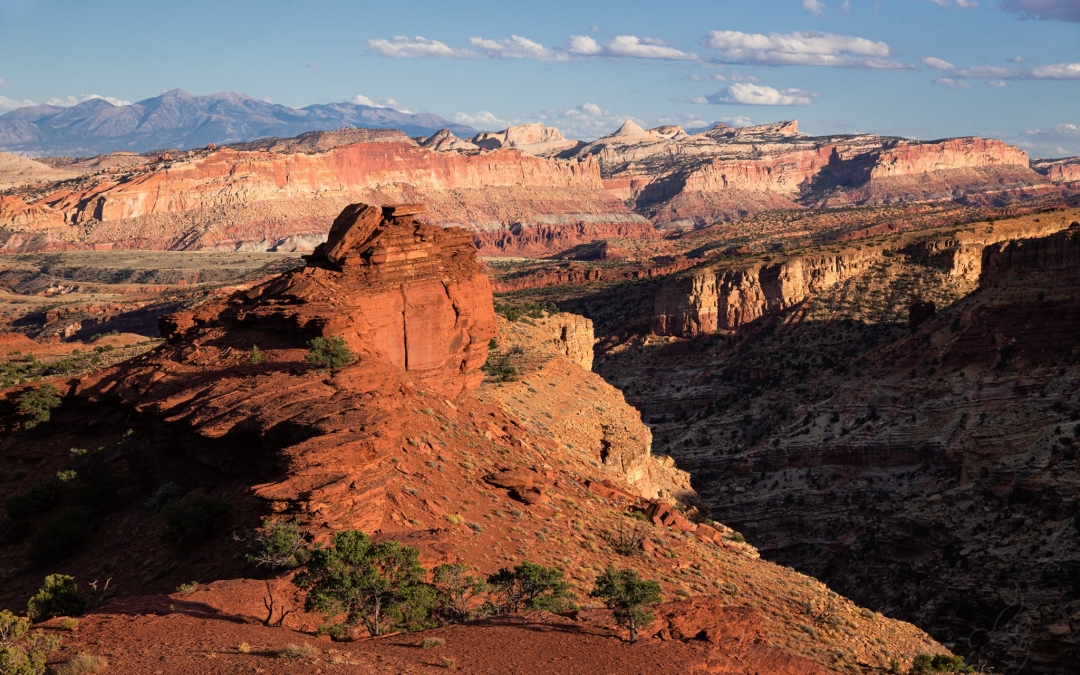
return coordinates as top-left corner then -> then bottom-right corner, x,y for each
278,643 -> 319,659
59,617 -> 79,630
421,637 -> 446,649
237,642 -> 251,653
440,656 -> 457,669
54,653 -> 109,675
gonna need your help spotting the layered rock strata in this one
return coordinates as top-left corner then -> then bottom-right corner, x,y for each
651,210 -> 1079,337
549,121 -> 1055,227
0,136 -> 644,255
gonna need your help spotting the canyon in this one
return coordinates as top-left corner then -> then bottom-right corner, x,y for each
0,203 -> 951,674
1,119 -> 1075,260
541,208 -> 1080,674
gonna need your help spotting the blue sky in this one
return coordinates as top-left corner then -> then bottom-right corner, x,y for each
0,0 -> 1078,156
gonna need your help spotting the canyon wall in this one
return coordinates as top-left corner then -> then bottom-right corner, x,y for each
1033,156 -> 1080,184
0,139 -> 644,255
564,122 -> 1054,226
651,211 -> 1078,337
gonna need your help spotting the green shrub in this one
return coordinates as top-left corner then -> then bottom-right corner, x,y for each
144,483 -> 183,512
27,574 -> 86,623
486,562 -> 574,614
28,508 -> 92,567
590,565 -> 661,642
304,335 -> 355,370
160,494 -> 230,543
0,609 -> 58,675
16,384 -> 61,429
293,529 -> 434,637
69,447 -> 123,511
481,355 -> 518,383
244,518 -> 310,570
249,345 -> 264,364
5,479 -> 63,522
119,429 -> 155,495
494,303 -> 557,323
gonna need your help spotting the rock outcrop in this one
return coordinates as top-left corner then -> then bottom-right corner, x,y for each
550,120 -> 1055,227
479,312 -> 691,500
152,202 -> 497,398
651,210 -> 1079,337
472,123 -> 581,156
0,201 -> 950,674
0,135 -> 644,256
1033,156 -> 1080,184
0,152 -> 78,190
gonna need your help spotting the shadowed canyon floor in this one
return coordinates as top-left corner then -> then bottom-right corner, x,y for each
495,208 -> 1080,674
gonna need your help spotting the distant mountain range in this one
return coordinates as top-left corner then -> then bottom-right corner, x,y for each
0,89 -> 478,157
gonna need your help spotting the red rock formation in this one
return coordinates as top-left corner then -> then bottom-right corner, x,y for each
0,140 -> 639,255
1033,156 -> 1080,184
153,203 -> 497,398
562,121 -> 1054,226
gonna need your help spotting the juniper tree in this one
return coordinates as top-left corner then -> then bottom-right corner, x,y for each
590,565 -> 661,643
293,530 -> 433,637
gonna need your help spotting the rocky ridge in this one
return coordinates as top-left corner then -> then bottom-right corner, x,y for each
0,135 -> 648,255
650,209 -> 1079,338
0,202 -> 951,674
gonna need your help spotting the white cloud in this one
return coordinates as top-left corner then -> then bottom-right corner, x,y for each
47,94 -> 131,107
535,102 -> 642,140
367,36 -> 476,58
804,0 -> 826,17
468,35 -> 565,61
703,30 -> 908,69
691,70 -> 758,83
655,113 -> 753,130
0,95 -> 35,111
1003,0 -> 1080,22
930,60 -> 1080,81
1031,62 -> 1080,79
369,33 -> 696,62
0,77 -> 5,86
932,77 -> 972,88
921,56 -> 955,70
1008,56 -> 1025,62
606,35 -> 697,60
349,94 -> 405,110
452,110 -> 509,129
987,80 -> 1007,87
702,83 -> 813,106
1020,123 -> 1080,157
568,35 -> 604,55
305,62 -> 318,70
0,93 -> 131,112
925,0 -> 978,8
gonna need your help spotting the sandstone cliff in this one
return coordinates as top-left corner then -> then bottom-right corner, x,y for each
0,136 -> 647,255
651,210 -> 1079,337
556,121 -> 1054,227
1033,156 -> 1080,184
479,312 -> 691,500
